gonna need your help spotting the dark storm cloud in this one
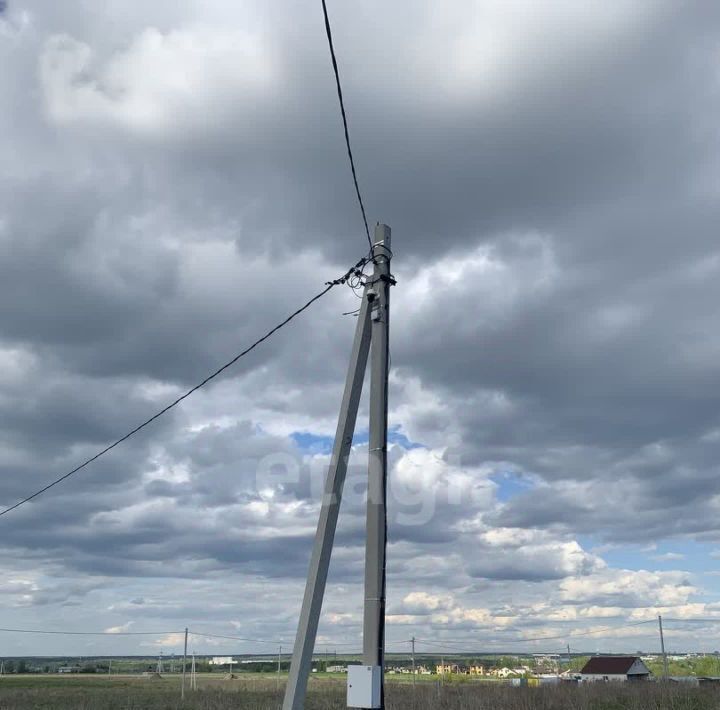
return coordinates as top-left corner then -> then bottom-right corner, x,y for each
36,3 -> 711,268
20,1 -> 709,266
2,0 -> 720,649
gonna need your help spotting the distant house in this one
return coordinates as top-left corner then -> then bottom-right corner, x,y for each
579,656 -> 651,682
436,663 -> 460,675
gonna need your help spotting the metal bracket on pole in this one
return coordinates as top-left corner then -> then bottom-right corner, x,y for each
283,225 -> 393,710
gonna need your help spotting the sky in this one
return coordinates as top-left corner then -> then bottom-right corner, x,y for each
2,0 -> 720,659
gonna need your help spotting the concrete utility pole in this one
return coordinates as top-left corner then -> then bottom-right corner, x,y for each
277,645 -> 282,691
658,615 -> 669,680
283,224 -> 394,710
411,636 -> 416,709
182,627 -> 188,699
363,225 -> 392,706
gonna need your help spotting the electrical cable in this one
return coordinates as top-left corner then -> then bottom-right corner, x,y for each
189,631 -> 284,646
413,619 -> 657,651
0,257 -> 370,519
189,630 -> 368,648
662,618 -> 720,623
320,0 -> 372,251
0,627 -> 181,636
0,623 -> 394,645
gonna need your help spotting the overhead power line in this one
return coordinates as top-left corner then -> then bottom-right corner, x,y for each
320,0 -> 372,251
523,618 -> 656,644
0,627 -> 181,636
662,617 -> 720,624
189,629 -> 383,648
414,619 -> 657,651
0,624 -> 389,647
189,630 -> 284,646
0,258 -> 370,519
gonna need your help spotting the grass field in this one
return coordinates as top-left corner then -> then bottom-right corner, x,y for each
0,674 -> 717,709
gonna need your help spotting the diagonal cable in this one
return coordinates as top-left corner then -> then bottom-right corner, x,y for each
0,259 -> 367,519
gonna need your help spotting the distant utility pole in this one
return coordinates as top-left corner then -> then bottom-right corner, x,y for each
411,637 -> 416,710
181,627 -> 188,700
658,615 -> 669,680
283,224 -> 394,710
190,652 -> 197,691
277,645 -> 282,691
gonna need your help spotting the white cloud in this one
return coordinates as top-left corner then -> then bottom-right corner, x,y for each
650,552 -> 686,562
104,622 -> 134,634
560,570 -> 697,608
40,26 -> 275,135
149,632 -> 187,648
399,592 -> 453,614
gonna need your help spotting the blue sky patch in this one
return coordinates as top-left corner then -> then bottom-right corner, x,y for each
388,426 -> 424,449
290,432 -> 334,454
291,426 -> 423,455
490,470 -> 536,502
586,539 -> 718,585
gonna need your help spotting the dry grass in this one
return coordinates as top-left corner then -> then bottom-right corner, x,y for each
0,675 -> 715,709
387,682 -> 720,710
